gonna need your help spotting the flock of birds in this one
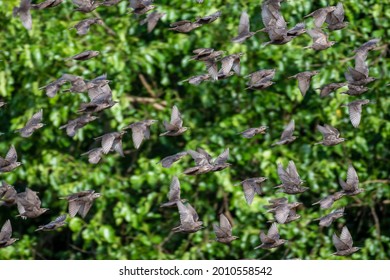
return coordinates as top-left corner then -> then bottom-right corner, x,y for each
0,0 -> 385,257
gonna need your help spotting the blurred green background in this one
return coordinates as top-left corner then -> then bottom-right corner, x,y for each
0,0 -> 389,260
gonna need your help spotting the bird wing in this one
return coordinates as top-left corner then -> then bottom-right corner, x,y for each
0,220 -> 12,240
274,205 -> 290,224
287,160 -> 301,183
340,226 -> 354,248
242,181 -> 256,205
5,145 -> 18,163
220,56 -> 234,76
238,11 -> 250,35
213,224 -> 230,238
177,201 -> 194,225
213,148 -> 229,165
25,109 -> 43,127
187,149 -> 210,166
280,119 -> 295,140
168,176 -> 181,201
68,200 -> 82,217
297,75 -> 311,96
170,105 -> 183,128
332,233 -> 350,251
267,222 -> 280,240
348,103 -> 363,128
219,213 -> 232,233
101,133 -> 116,154
130,125 -> 145,149
346,164 -> 359,188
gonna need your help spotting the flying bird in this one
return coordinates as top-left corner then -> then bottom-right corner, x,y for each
267,201 -> 301,224
325,2 -> 348,31
305,28 -> 336,51
60,114 -> 98,137
169,20 -> 202,33
123,119 -> 158,149
0,220 -> 18,248
129,0 -> 155,15
157,151 -> 187,168
72,0 -> 101,13
31,0 -> 64,10
160,105 -> 188,136
238,125 -> 268,138
171,201 -> 203,233
339,164 -> 364,196
65,50 -> 100,61
341,99 -> 370,128
312,191 -> 345,209
276,161 -> 307,194
81,147 -> 105,164
316,124 -> 346,146
0,145 -> 22,173
232,11 -> 260,43
0,181 -> 18,207
35,214 -> 67,231
160,176 -> 187,208
71,17 -> 104,35
236,177 -> 267,205
15,109 -> 44,138
195,11 -> 221,25
288,71 -> 320,97
213,213 -> 238,244
315,208 -> 345,227
13,0 -> 32,30
254,223 -> 286,249
245,69 -> 276,90
61,190 -> 101,218
318,82 -> 348,98
219,53 -> 244,76
333,226 -> 360,256
272,119 -> 297,146
304,6 -> 337,28
16,188 -> 49,219
94,131 -> 127,157
140,11 -> 165,33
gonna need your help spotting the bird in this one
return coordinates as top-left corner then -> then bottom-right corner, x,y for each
236,177 -> 267,205
81,147 -> 105,164
0,181 -> 18,207
129,0 -> 155,15
315,124 -> 346,146
332,226 -> 360,256
171,201 -> 203,233
312,191 -> 345,209
325,2 -> 348,31
231,11 -> 259,43
100,0 -> 121,6
341,99 -> 370,128
190,48 -> 224,61
272,119 -> 297,146
169,20 -> 202,33
60,114 -> 98,137
181,74 -> 210,85
318,82 -> 348,98
160,105 -> 188,136
13,0 -> 32,30
213,213 -> 238,244
140,11 -> 165,33
245,69 -> 276,90
77,97 -> 117,114
267,201 -> 301,224
35,214 -> 67,232
276,161 -> 307,194
339,164 -> 364,196
94,131 -> 127,157
72,0 -> 101,13
219,53 -> 244,76
0,220 -> 18,248
123,119 -> 158,149
71,17 -> 104,35
238,125 -> 268,138
288,70 -> 320,97
353,38 -> 380,54
264,197 -> 288,210
340,84 -> 369,96
195,11 -> 221,25
254,222 -> 286,249
31,0 -> 64,10
61,190 -> 101,218
315,208 -> 345,227
160,176 -> 187,208
16,188 -> 49,219
304,6 -> 337,28
305,28 -> 336,51
157,151 -> 187,168
185,147 -> 231,175
65,50 -> 100,61
0,145 -> 22,173
39,76 -> 70,98
0,101 -> 6,108
15,109 -> 44,137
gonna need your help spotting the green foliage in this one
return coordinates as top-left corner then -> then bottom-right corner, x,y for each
0,0 -> 389,260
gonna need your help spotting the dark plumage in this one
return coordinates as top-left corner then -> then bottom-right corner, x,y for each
101,0 -> 121,6
71,17 -> 104,35
267,201 -> 301,224
316,124 -> 346,146
305,28 -> 335,51
66,50 -> 100,61
288,70 -> 320,96
333,226 -> 360,256
123,119 -> 158,149
254,223 -> 286,249
16,188 -> 49,219
318,82 -> 347,98
213,214 -> 238,244
72,0 -> 101,13
325,3 -> 348,31
0,220 -> 18,248
339,164 -> 364,196
340,84 -> 369,96
160,176 -> 187,208
15,109 -> 44,137
181,74 -> 210,85
81,147 -> 104,164
13,0 -> 32,30
160,105 -> 188,136
245,69 -> 275,90
129,0 -> 155,15
35,214 -> 67,232
236,177 -> 267,205
276,161 -> 307,194
232,11 -> 259,43
169,20 -> 201,33
94,131 -> 127,157
304,6 -> 337,28
31,0 -> 63,10
0,145 -> 22,173
238,125 -> 268,138
0,181 -> 18,207
157,151 -> 187,168
140,11 -> 165,33
171,201 -> 203,233
315,208 -> 344,227
195,11 -> 221,25
272,119 -> 297,146
341,99 -> 370,128
60,114 -> 98,137
220,53 -> 243,76
312,191 -> 345,209
61,190 -> 101,218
